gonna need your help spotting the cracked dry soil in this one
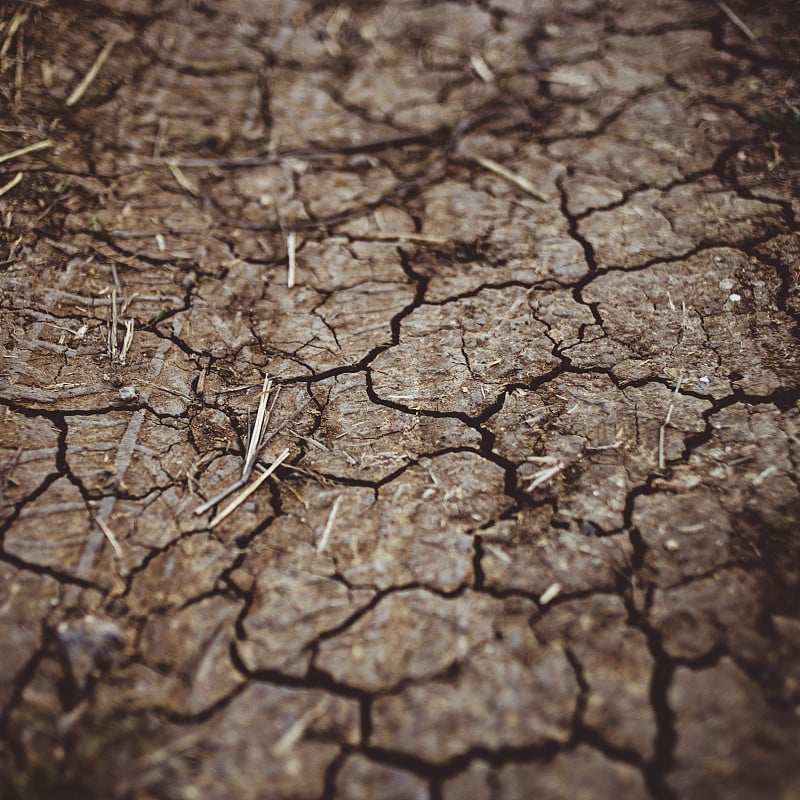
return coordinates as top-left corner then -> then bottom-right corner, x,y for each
0,1 -> 799,798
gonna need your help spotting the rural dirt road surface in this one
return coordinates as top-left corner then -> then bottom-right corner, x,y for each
1,1 -> 799,798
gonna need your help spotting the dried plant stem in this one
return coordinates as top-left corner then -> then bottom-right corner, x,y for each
317,494 -> 343,553
209,448 -> 290,529
93,514 -> 123,558
0,138 -> 53,165
287,231 -> 297,288
715,1 -> 758,43
474,155 -> 550,202
0,171 -> 23,197
66,39 -> 116,107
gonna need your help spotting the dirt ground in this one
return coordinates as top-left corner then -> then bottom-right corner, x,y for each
0,0 -> 799,798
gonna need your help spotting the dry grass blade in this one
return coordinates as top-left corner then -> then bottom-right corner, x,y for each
194,476 -> 246,516
119,319 -> 135,364
260,384 -> 282,449
286,230 -> 297,288
317,494 -> 343,553
195,376 -> 288,516
273,702 -> 327,756
544,69 -> 595,88
0,171 -> 22,197
368,232 -> 451,245
66,39 -> 116,107
167,161 -> 200,196
0,9 -> 28,60
715,1 -> 758,43
93,514 -> 123,559
0,138 -> 53,165
539,582 -> 562,605
526,461 -> 564,492
242,374 -> 274,479
209,448 -> 291,529
484,543 -> 512,564
474,155 -> 550,202
470,53 -> 494,83
108,287 -> 119,361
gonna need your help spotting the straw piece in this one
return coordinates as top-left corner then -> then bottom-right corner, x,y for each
539,582 -> 562,606
94,514 -> 123,558
287,231 -> 297,288
167,161 -> 199,196
0,138 -> 53,165
119,319 -> 135,364
242,375 -> 273,480
470,53 -> 494,83
473,155 -> 550,202
715,1 -> 758,43
317,494 -> 343,553
209,448 -> 290,529
526,461 -> 564,492
66,39 -> 116,107
0,171 -> 23,198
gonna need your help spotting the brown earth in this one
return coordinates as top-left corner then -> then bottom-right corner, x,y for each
1,1 -> 799,798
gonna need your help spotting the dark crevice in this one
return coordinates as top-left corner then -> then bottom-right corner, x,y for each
472,535 -> 486,591
3,0 -> 800,794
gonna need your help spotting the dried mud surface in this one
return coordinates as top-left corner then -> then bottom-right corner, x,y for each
1,1 -> 799,798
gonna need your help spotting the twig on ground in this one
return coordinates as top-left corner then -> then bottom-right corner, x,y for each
539,582 -> 562,605
272,702 -> 327,756
290,430 -> 329,452
526,460 -> 565,492
0,171 -> 22,198
214,383 -> 263,395
108,287 -> 119,361
195,373 -> 316,518
470,53 -> 494,83
0,138 -> 53,165
317,494 -> 343,553
484,542 -> 511,564
167,161 -> 199,196
473,155 -> 550,202
286,230 -> 297,288
585,439 -> 622,452
714,1 -> 758,43
195,375 -> 274,515
1,9 -> 28,61
119,319 -> 135,364
545,68 -> 595,89
66,39 -> 116,107
209,448 -> 290,529
367,232 -> 451,245
242,375 -> 274,479
93,514 -> 123,559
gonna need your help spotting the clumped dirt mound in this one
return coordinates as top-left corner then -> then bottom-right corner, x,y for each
1,1 -> 799,798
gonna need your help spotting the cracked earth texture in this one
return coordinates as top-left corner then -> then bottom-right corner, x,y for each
0,0 -> 799,798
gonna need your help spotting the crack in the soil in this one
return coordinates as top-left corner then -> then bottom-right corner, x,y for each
2,1 -> 799,796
